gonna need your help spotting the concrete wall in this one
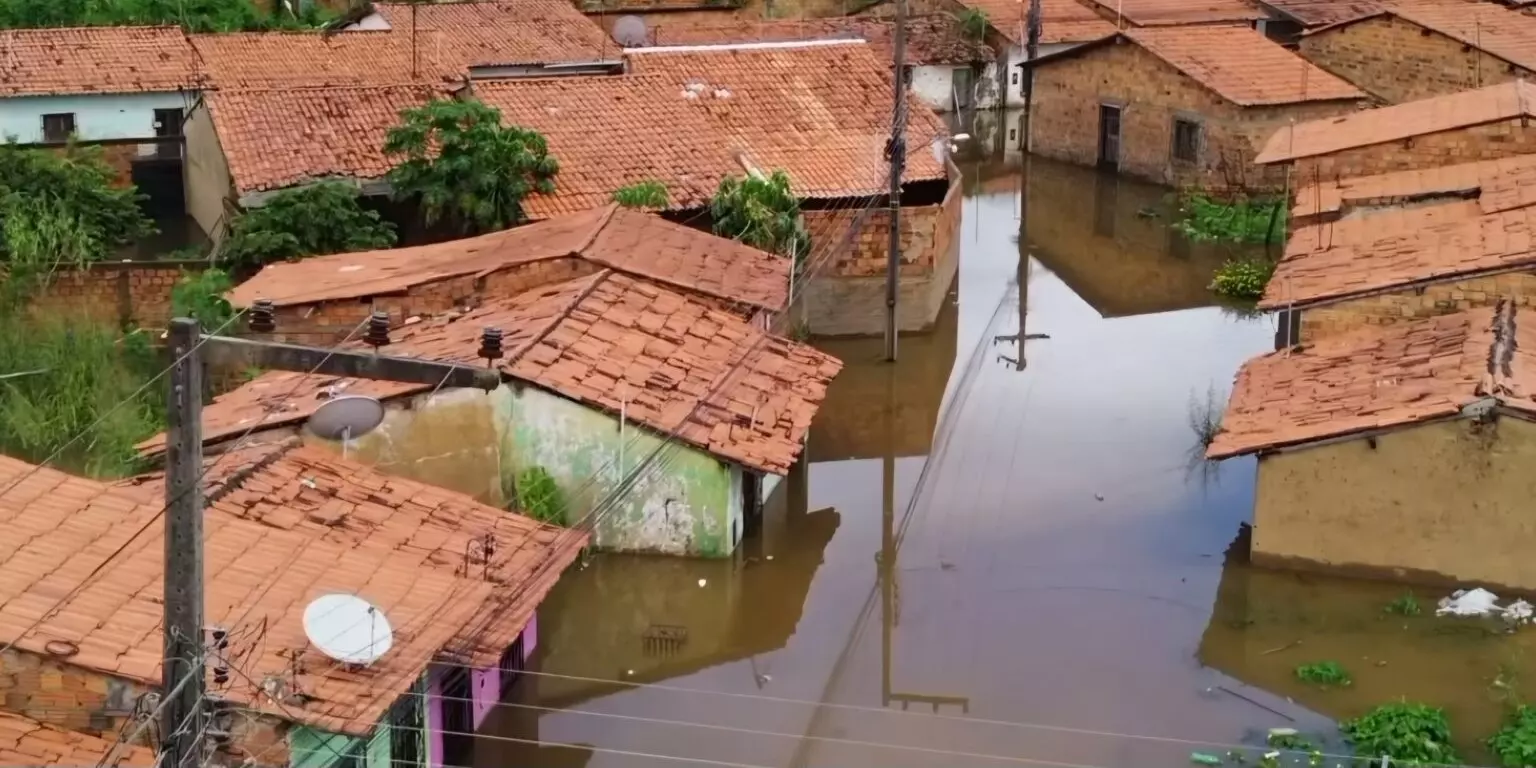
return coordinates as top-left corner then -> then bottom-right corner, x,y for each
1299,15 -> 1532,104
1296,271 -> 1536,343
911,64 -> 963,112
184,101 -> 235,243
25,260 -> 197,329
0,92 -> 190,143
1284,117 -> 1536,182
1252,417 -> 1536,590
1029,39 -> 1362,189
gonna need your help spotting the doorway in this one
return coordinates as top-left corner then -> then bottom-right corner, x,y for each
951,67 -> 974,110
1097,104 -> 1122,171
439,666 -> 473,768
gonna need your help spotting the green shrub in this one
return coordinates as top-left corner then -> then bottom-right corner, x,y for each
1342,702 -> 1457,766
1174,193 -> 1285,244
170,268 -> 235,329
1489,705 -> 1536,767
1385,593 -> 1422,616
613,180 -> 669,209
514,466 -> 566,526
1294,661 -> 1352,688
0,0 -> 335,32
221,182 -> 396,269
1209,257 -> 1275,300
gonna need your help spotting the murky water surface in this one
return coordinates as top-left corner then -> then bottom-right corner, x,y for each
472,150 -> 1533,768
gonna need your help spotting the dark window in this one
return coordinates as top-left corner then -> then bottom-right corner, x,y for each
153,108 -> 183,137
440,667 -> 474,768
1172,118 -> 1201,163
498,634 -> 526,698
41,113 -> 75,142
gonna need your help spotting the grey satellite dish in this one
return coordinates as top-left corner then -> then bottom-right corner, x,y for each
613,15 -> 649,47
307,395 -> 385,442
303,593 -> 394,666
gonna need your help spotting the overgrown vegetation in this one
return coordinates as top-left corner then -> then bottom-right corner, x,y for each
1175,193 -> 1285,245
1187,384 -> 1224,450
220,182 -> 396,270
1489,706 -> 1536,767
1385,592 -> 1423,617
954,6 -> 988,39
710,170 -> 810,266
613,180 -> 669,209
1294,661 -> 1352,688
170,268 -> 235,329
1266,730 -> 1317,754
0,0 -> 333,32
514,466 -> 566,526
384,98 -> 559,234
1209,256 -> 1275,300
1342,702 -> 1458,766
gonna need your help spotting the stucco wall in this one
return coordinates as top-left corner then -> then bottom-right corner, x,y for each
0,92 -> 191,143
1284,118 -> 1536,182
1298,15 -> 1532,104
184,101 -> 235,243
1251,417 -> 1536,589
1296,270 -> 1536,343
911,64 -> 963,112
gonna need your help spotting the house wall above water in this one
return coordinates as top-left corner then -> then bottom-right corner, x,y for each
1296,271 -> 1536,343
1284,117 -> 1536,182
1299,14 -> 1535,106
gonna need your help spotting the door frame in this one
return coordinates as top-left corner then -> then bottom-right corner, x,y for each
1097,102 -> 1123,171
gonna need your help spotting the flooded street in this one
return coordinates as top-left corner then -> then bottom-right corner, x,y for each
472,153 -> 1535,768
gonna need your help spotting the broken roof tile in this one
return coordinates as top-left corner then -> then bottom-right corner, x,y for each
0,711 -> 153,766
0,26 -> 198,97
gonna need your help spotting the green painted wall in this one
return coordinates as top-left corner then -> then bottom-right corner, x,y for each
289,727 -> 362,768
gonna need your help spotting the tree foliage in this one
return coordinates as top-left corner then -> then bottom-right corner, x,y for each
384,98 -> 559,234
170,268 -> 235,328
613,180 -> 669,209
221,182 -> 396,269
0,0 -> 332,32
710,170 -> 809,264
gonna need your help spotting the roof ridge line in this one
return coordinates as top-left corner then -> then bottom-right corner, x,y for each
501,269 -> 614,368
570,203 -> 620,259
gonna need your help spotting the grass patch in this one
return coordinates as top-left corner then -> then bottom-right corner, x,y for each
1489,705 -> 1536,767
1342,701 -> 1457,766
1385,592 -> 1422,617
1175,193 -> 1286,245
1294,661 -> 1352,688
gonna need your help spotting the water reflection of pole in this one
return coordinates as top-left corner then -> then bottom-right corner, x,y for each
994,155 -> 1047,371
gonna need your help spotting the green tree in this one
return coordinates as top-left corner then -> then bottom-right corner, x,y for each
0,0 -> 332,32
220,182 -> 396,269
384,98 -> 559,234
170,268 -> 235,328
710,170 -> 809,264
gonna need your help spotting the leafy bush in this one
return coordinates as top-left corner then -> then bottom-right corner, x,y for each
1342,702 -> 1458,766
0,144 -> 153,277
1385,593 -> 1422,616
613,180 -> 669,209
221,182 -> 396,269
514,466 -> 566,526
711,170 -> 809,264
170,268 -> 235,329
1294,661 -> 1352,688
1175,193 -> 1285,245
0,0 -> 334,32
1489,706 -> 1536,768
385,98 -> 559,234
955,6 -> 988,39
1209,257 -> 1275,300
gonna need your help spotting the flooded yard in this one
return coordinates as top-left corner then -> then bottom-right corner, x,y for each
470,153 -> 1531,768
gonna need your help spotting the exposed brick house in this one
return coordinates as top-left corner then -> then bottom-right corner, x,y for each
1254,80 -> 1536,182
0,442 -> 584,767
1263,155 -> 1536,343
1298,0 -> 1536,104
1208,303 -> 1536,590
224,204 -> 791,345
1023,24 -> 1366,189
948,0 -> 1115,110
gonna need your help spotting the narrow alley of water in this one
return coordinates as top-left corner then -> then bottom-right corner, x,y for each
469,151 -> 1536,768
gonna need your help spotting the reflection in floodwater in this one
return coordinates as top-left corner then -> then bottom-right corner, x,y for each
467,149 -> 1515,768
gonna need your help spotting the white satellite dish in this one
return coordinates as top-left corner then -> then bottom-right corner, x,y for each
307,395 -> 386,442
613,15 -> 649,47
303,593 -> 394,666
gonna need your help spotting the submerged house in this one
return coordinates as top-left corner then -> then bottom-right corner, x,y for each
1208,303 -> 1536,591
954,0 -> 1115,112
0,441 -> 584,768
1022,24 -> 1366,189
1265,154 -> 1536,343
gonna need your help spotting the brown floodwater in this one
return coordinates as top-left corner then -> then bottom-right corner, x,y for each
469,149 -> 1527,768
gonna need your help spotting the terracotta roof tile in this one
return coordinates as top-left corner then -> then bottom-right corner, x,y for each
1256,80 -> 1536,164
226,204 -> 791,311
1373,0 -> 1536,71
1257,0 -> 1381,26
191,31 -> 459,89
206,85 -> 443,196
1118,25 -> 1364,105
142,272 -> 842,474
641,15 -> 993,64
0,26 -> 197,97
0,711 -> 154,767
1265,160 -> 1536,308
1208,303 -> 1536,457
957,0 -> 1116,44
0,445 -> 585,736
1291,154 -> 1536,220
372,0 -> 614,66
1086,0 -> 1266,25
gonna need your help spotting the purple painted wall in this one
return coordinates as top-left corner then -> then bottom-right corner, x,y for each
425,612 -> 539,765
471,668 -> 499,730
426,668 -> 444,768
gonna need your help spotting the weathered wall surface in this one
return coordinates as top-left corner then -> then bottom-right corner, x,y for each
1285,118 -> 1536,182
1252,417 -> 1536,590
184,102 -> 235,243
1029,40 -> 1361,189
1297,271 -> 1536,343
1299,15 -> 1532,104
23,260 -> 196,329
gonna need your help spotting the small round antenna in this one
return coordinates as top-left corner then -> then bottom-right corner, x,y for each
307,395 -> 386,442
303,594 -> 394,666
613,15 -> 649,47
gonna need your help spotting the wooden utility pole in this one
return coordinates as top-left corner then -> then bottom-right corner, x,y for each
884,0 -> 907,362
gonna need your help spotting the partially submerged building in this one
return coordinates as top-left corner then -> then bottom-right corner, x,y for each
952,0 -> 1116,111
1208,303 -> 1536,591
1254,80 -> 1536,182
1023,24 -> 1365,189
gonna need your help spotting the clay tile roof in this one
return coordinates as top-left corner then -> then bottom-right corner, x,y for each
0,446 -> 584,736
1086,0 -> 1267,25
641,15 -> 993,64
226,204 -> 790,311
956,0 -> 1117,44
141,272 -> 842,474
1362,0 -> 1536,71
1290,153 -> 1536,220
1207,303 -> 1536,458
205,84 -> 444,196
1256,80 -> 1536,164
191,31 -> 459,89
1256,0 -> 1380,27
372,0 -> 615,66
1116,25 -> 1364,105
0,711 -> 155,767
1265,160 -> 1536,309
0,26 -> 197,97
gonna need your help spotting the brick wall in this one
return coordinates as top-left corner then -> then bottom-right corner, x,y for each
803,198 -> 945,278
1029,39 -> 1364,190
23,261 -> 200,329
1287,118 -> 1536,181
1297,271 -> 1536,342
1299,15 -> 1532,104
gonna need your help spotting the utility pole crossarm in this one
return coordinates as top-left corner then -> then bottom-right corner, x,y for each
200,335 -> 503,391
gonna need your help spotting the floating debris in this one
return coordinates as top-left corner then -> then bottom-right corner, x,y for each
1436,588 -> 1533,625
1191,752 -> 1223,766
